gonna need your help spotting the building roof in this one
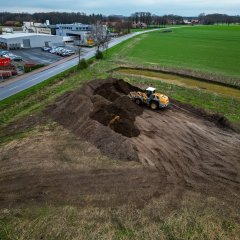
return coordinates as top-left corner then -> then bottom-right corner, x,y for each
0,33 -> 58,39
56,23 -> 90,26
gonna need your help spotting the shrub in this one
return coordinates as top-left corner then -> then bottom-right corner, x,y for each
87,59 -> 94,65
24,64 -> 44,73
78,58 -> 88,70
95,50 -> 103,59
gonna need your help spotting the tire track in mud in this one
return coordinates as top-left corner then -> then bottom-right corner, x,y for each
131,106 -> 240,197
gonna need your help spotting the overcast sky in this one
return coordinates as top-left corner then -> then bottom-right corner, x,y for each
1,0 -> 240,16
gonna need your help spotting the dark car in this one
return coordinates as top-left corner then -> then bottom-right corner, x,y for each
12,55 -> 23,61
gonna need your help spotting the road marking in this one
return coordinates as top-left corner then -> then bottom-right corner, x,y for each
9,86 -> 19,91
4,65 -> 72,92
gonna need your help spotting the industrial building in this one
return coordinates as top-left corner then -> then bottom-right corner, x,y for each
56,23 -> 108,46
0,33 -> 63,50
56,23 -> 93,45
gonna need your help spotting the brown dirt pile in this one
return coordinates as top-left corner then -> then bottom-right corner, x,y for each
47,78 -> 143,161
1,78 -> 240,207
47,78 -> 240,200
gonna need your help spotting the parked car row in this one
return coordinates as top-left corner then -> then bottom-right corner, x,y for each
0,50 -> 23,61
41,46 -> 75,57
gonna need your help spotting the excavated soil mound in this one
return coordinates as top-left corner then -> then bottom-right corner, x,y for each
90,96 -> 143,137
47,78 -> 240,200
47,78 -> 143,160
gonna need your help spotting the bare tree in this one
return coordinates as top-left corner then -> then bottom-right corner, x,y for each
91,21 -> 109,56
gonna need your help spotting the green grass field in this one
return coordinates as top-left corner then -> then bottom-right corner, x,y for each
111,25 -> 240,79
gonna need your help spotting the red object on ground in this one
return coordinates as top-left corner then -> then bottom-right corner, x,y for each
24,63 -> 36,67
0,57 -> 11,67
0,70 -> 11,77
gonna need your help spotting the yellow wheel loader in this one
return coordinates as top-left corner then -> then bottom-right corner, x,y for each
129,87 -> 169,110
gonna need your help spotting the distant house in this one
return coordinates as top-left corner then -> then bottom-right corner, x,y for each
132,22 -> 147,28
22,21 -> 53,35
4,21 -> 19,26
184,20 -> 192,25
2,28 -> 13,33
183,19 -> 200,25
105,21 -> 118,27
191,19 -> 200,24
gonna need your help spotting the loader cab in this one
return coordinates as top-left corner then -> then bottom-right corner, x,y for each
146,87 -> 156,98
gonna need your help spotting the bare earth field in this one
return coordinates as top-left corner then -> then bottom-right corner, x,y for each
1,78 -> 239,212
132,105 -> 240,201
0,126 -> 165,208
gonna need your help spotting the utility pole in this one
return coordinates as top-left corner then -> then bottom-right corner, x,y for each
78,45 -> 81,64
78,34 -> 81,69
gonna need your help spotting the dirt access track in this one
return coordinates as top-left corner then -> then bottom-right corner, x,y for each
0,78 -> 240,208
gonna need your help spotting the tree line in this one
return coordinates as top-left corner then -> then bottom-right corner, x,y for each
198,13 -> 240,25
0,12 -> 104,25
129,12 -> 240,25
0,11 -> 239,27
0,11 -> 185,26
130,12 -> 184,25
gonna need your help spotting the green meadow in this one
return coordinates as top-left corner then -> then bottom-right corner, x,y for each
110,25 -> 240,79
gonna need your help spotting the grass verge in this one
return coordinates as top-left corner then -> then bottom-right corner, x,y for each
0,193 -> 239,240
0,61 -> 111,129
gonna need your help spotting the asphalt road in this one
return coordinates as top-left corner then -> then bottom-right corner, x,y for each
0,29 -> 161,101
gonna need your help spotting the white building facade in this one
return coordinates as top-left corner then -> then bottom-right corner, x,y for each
56,23 -> 108,46
0,33 -> 63,50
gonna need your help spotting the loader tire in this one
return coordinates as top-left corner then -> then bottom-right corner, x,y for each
150,101 -> 158,110
135,98 -> 142,105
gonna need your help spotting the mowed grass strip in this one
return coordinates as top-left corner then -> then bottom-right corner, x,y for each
110,26 -> 240,79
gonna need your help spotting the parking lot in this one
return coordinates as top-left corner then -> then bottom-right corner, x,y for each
0,45 -> 94,80
11,48 -> 63,65
2,44 -> 95,66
